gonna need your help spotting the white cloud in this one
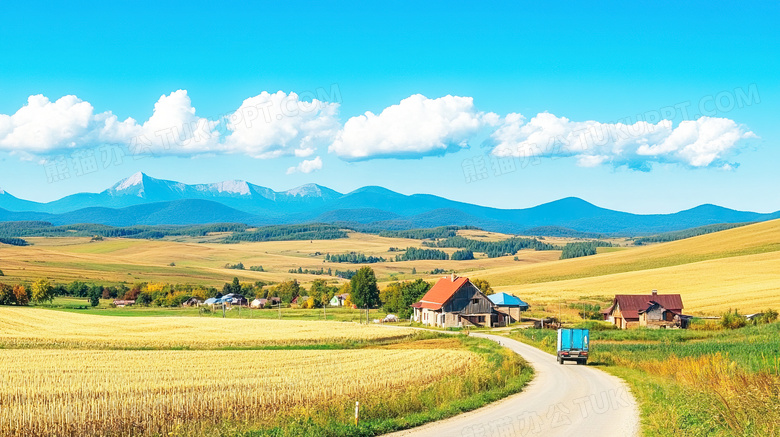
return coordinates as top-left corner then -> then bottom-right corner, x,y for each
329,94 -> 496,160
0,95 -> 95,152
490,112 -> 754,170
0,91 -> 756,171
224,91 -> 340,159
286,156 -> 323,174
0,90 -> 220,156
129,90 -> 221,155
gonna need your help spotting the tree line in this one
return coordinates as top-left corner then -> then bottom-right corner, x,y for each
633,222 -> 751,245
325,252 -> 386,263
395,247 -> 449,261
559,241 -> 613,260
424,236 -> 558,258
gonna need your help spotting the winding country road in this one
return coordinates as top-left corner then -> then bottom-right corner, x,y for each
384,333 -> 640,437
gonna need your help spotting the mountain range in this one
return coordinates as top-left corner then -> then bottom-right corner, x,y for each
1,172 -> 778,235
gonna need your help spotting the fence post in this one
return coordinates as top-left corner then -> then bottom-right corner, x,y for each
355,401 -> 359,426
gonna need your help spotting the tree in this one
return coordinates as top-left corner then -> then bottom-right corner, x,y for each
13,285 -> 29,306
399,279 -> 431,318
379,282 -> 403,314
274,280 -> 301,304
68,281 -> 89,297
136,292 -> 153,306
87,286 -> 101,307
0,283 -> 14,305
350,267 -> 379,323
471,278 -> 494,295
309,279 -> 333,308
31,279 -> 55,305
231,277 -> 241,294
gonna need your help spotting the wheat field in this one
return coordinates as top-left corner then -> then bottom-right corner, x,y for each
0,347 -> 477,436
0,307 -> 410,348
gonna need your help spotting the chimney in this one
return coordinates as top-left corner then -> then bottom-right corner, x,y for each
451,272 -> 457,281
651,289 -> 658,298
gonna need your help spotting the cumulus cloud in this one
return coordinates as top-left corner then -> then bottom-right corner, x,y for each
329,94 -> 497,160
286,156 -> 323,174
0,91 -> 756,171
224,91 -> 340,159
128,90 -> 220,155
0,95 -> 97,152
0,91 -> 219,156
489,112 -> 754,170
0,90 -> 337,160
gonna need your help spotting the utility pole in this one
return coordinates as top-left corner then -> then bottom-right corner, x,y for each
278,301 -> 281,319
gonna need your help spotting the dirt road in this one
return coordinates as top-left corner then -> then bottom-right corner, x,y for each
384,333 -> 640,437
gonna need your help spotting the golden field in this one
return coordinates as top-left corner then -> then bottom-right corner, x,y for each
1,220 -> 778,314
0,347 -> 477,436
0,307 -> 410,348
0,231 -> 559,287
489,219 -> 780,314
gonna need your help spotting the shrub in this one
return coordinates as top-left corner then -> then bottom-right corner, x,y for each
720,309 -> 747,329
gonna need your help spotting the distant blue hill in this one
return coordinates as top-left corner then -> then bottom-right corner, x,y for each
0,172 -> 778,235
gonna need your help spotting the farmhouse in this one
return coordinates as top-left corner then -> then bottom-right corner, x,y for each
250,298 -> 267,308
330,293 -> 349,307
112,300 -> 135,307
488,292 -> 529,323
412,274 -> 504,328
605,290 -> 690,329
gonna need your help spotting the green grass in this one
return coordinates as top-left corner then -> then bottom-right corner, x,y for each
43,297 -> 390,322
509,323 -> 780,436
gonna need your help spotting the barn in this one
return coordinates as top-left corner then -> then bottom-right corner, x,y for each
412,274 -> 503,328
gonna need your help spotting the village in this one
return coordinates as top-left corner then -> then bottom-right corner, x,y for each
111,272 -> 693,331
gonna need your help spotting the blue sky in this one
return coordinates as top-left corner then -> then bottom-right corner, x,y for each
0,1 -> 777,213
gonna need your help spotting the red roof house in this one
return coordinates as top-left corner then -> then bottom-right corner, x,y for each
605,290 -> 688,329
412,274 -> 502,328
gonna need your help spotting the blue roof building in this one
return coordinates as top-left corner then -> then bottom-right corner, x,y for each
488,293 -> 529,324
488,292 -> 529,309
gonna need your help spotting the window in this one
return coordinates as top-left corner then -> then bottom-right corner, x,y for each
472,298 -> 479,305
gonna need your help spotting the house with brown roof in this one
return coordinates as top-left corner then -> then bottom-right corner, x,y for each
412,274 -> 503,328
605,290 -> 690,329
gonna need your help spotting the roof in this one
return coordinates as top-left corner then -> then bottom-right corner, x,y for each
612,293 -> 683,319
489,292 -> 529,307
417,276 -> 469,310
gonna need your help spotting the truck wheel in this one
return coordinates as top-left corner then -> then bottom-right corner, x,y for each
558,356 -> 563,365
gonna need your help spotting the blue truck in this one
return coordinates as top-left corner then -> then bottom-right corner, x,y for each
556,328 -> 589,365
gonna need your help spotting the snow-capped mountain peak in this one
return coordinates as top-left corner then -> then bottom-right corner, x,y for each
114,172 -> 145,191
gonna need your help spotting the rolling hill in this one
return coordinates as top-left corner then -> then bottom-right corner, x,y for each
484,219 -> 780,314
1,172 -> 778,234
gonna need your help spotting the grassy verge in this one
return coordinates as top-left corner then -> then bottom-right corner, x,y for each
510,323 -> 780,436
234,335 -> 533,437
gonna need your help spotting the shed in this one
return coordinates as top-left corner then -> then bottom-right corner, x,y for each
488,292 -> 529,323
250,298 -> 267,309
